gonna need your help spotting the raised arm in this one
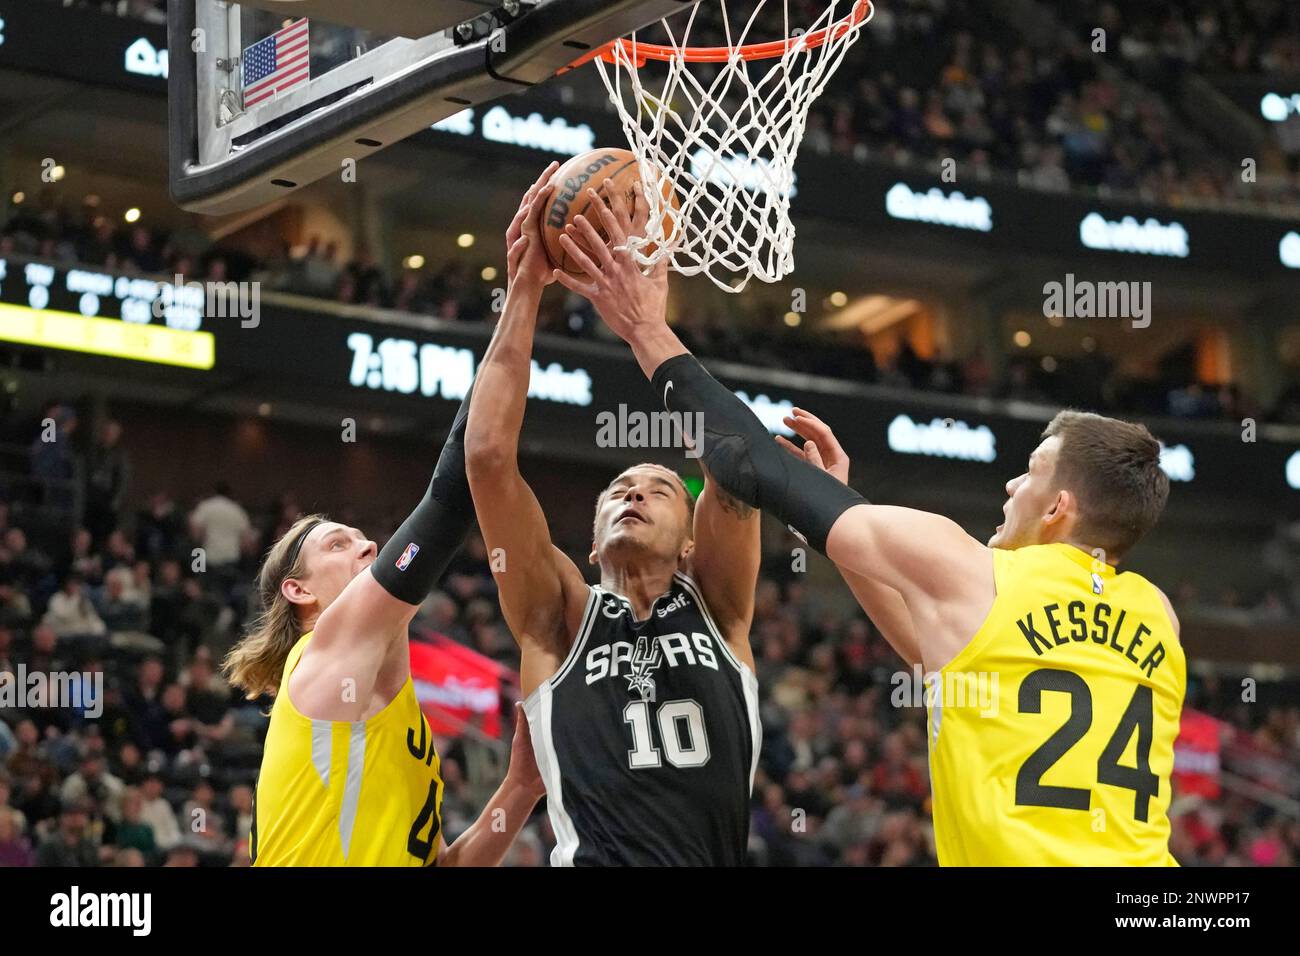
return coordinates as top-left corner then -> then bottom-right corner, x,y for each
466,166 -> 588,694
689,472 -> 760,659
552,184 -> 860,561
551,186 -> 760,657
553,185 -> 992,649
775,409 -> 921,667
296,374 -> 482,718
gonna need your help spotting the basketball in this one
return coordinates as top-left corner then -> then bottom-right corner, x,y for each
539,147 -> 675,278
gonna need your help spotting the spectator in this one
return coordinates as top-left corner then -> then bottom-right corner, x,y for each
103,530 -> 136,572
163,845 -> 199,867
228,784 -> 254,844
27,625 -> 67,679
111,846 -> 147,867
185,650 -> 233,745
123,656 -> 168,752
0,583 -> 33,630
189,482 -> 253,582
130,561 -> 154,613
121,225 -> 164,273
148,560 -> 188,644
113,741 -> 148,787
182,779 -> 229,854
135,491 -> 184,564
345,247 -> 387,306
0,806 -> 34,867
138,774 -> 182,851
83,419 -> 131,546
820,784 -> 884,856
98,567 -> 149,633
35,801 -> 99,867
41,574 -> 108,639
173,578 -> 223,657
0,528 -> 55,597
159,684 -> 196,757
30,404 -> 80,508
67,527 -> 105,586
109,787 -> 158,861
60,753 -> 126,822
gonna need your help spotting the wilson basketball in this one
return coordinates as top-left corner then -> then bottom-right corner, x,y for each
540,147 -> 676,278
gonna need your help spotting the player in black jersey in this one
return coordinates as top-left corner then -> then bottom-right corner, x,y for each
465,170 -> 762,866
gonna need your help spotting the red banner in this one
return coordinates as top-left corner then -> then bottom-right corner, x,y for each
409,634 -> 505,738
1173,708 -> 1222,799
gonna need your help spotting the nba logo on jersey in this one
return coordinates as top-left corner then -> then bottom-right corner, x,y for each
396,542 -> 420,571
1091,572 -> 1104,595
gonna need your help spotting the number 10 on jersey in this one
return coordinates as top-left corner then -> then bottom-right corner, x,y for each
624,699 -> 711,770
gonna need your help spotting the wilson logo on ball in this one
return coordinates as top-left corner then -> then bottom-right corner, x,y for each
545,154 -> 621,229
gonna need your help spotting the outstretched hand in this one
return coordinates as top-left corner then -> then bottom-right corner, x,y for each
506,161 -> 560,292
551,182 -> 669,344
505,703 -> 546,802
775,407 -> 851,484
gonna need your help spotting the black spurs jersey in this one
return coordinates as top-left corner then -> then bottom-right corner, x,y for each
524,571 -> 760,866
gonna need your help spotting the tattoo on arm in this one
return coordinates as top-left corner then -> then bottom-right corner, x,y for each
714,486 -> 755,520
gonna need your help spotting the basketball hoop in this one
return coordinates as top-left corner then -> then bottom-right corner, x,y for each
569,1 -> 873,293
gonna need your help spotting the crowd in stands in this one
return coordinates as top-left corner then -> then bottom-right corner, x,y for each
11,0 -> 1294,424
815,0 -> 1296,207
0,403 -> 1297,867
615,0 -> 1300,208
1075,0 -> 1300,77
76,0 -> 1300,210
5,199 -> 1289,424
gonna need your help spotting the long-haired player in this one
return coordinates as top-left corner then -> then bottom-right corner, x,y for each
224,382 -> 544,866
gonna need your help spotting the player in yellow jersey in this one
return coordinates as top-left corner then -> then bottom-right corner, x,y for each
221,169 -> 558,867
559,186 -> 1183,866
769,409 -> 1183,866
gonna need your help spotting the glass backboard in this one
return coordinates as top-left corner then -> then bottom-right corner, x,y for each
169,0 -> 695,215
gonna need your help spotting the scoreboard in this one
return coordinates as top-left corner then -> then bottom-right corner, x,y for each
0,258 -> 215,370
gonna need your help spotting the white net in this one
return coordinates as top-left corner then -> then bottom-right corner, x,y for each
594,1 -> 872,293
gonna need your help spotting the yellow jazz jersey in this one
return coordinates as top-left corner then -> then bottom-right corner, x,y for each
251,632 -> 444,866
928,543 -> 1185,866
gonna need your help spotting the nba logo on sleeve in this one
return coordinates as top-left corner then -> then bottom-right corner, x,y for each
396,542 -> 420,571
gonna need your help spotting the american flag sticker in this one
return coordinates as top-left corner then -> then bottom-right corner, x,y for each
396,542 -> 420,571
242,18 -> 310,109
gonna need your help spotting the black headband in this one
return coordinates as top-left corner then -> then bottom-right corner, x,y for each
285,518 -> 325,571
267,518 -> 326,606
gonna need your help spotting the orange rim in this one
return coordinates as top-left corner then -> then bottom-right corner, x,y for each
561,0 -> 871,71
